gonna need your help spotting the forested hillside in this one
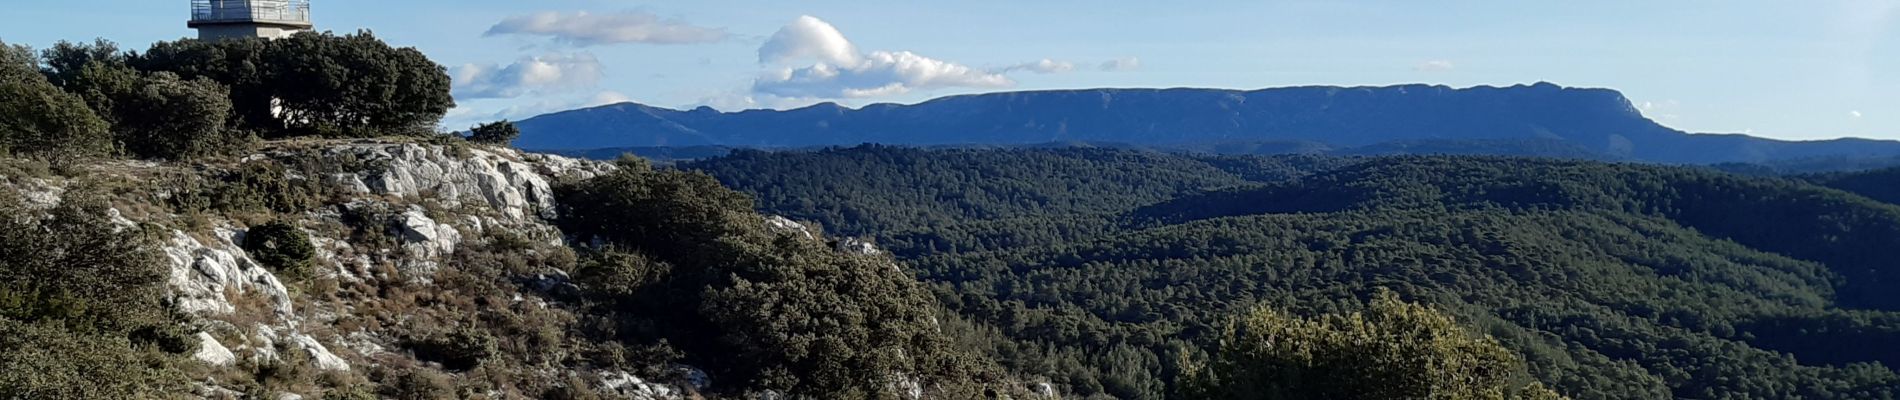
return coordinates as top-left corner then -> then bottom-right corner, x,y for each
516,83 -> 1900,164
686,148 -> 1900,400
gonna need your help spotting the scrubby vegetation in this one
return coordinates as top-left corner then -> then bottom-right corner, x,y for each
1180,292 -> 1564,400
0,190 -> 193,398
556,157 -> 1016,398
467,120 -> 520,146
688,146 -> 1900,399
243,220 -> 316,279
0,42 -> 112,158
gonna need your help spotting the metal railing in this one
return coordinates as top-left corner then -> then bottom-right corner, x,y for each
190,0 -> 310,24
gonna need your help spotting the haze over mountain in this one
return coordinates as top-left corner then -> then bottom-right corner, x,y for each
514,83 -> 1900,164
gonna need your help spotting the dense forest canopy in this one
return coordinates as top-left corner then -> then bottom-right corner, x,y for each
686,146 -> 1900,400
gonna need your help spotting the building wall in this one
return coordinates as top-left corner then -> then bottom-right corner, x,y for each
196,24 -> 309,41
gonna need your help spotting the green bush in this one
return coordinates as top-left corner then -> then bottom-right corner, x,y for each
0,190 -> 191,398
0,41 -> 113,158
133,31 -> 454,138
117,72 -> 245,160
1179,292 -> 1565,400
37,39 -> 138,124
34,39 -> 245,160
556,159 -> 1008,398
405,327 -> 498,371
243,221 -> 316,279
467,120 -> 520,146
377,368 -> 458,400
0,319 -> 190,398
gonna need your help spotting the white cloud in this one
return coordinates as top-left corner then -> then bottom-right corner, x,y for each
592,91 -> 633,106
1414,60 -> 1456,72
750,16 -> 1018,99
1099,57 -> 1142,72
758,15 -> 861,66
446,90 -> 634,128
1001,59 -> 1077,74
486,11 -> 727,46
1851,110 -> 1864,119
452,53 -> 606,100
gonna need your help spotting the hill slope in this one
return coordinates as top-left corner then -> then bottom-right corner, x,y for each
686,148 -> 1900,400
0,141 -> 1037,399
517,83 -> 1900,164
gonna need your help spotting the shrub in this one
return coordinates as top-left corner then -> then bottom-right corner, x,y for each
556,160 -> 1006,398
406,327 -> 498,371
37,39 -> 127,91
243,221 -> 316,279
0,319 -> 189,398
1178,291 -> 1566,400
115,72 -> 246,160
467,120 -> 519,146
377,368 -> 458,400
130,37 -> 274,132
37,39 -> 138,123
0,41 -> 113,158
0,190 -> 191,397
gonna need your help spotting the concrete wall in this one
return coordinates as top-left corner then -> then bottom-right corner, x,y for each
196,24 -> 309,41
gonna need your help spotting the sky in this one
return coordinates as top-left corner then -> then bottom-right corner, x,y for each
1,0 -> 1894,140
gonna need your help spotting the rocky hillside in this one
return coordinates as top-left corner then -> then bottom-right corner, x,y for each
0,139 -> 1039,399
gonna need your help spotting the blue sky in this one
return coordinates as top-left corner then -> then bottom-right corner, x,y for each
2,0 -> 1894,140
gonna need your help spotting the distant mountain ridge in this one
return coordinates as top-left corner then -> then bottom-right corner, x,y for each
514,83 -> 1900,164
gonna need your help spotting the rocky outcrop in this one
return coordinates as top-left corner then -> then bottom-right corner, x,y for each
194,332 -> 237,367
11,142 -> 672,398
600,372 -> 681,400
163,227 -> 293,318
315,143 -> 612,220
835,237 -> 882,256
763,215 -> 814,240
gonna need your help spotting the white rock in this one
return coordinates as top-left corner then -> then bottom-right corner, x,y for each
163,228 -> 293,318
327,173 -> 370,194
195,384 -> 245,399
193,332 -> 237,367
836,237 -> 882,256
292,334 -> 352,371
320,144 -> 607,221
893,373 -> 924,400
601,371 -> 680,400
105,208 -> 137,231
254,325 -> 351,372
1032,382 -> 1061,399
341,331 -> 387,356
396,207 -> 461,281
18,178 -> 65,208
764,216 -> 814,241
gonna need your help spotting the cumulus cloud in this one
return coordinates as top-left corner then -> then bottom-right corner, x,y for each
486,11 -> 727,46
1099,57 -> 1142,72
1001,59 -> 1077,74
1414,60 -> 1456,72
452,53 -> 605,99
758,16 -> 860,66
750,16 -> 1017,99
